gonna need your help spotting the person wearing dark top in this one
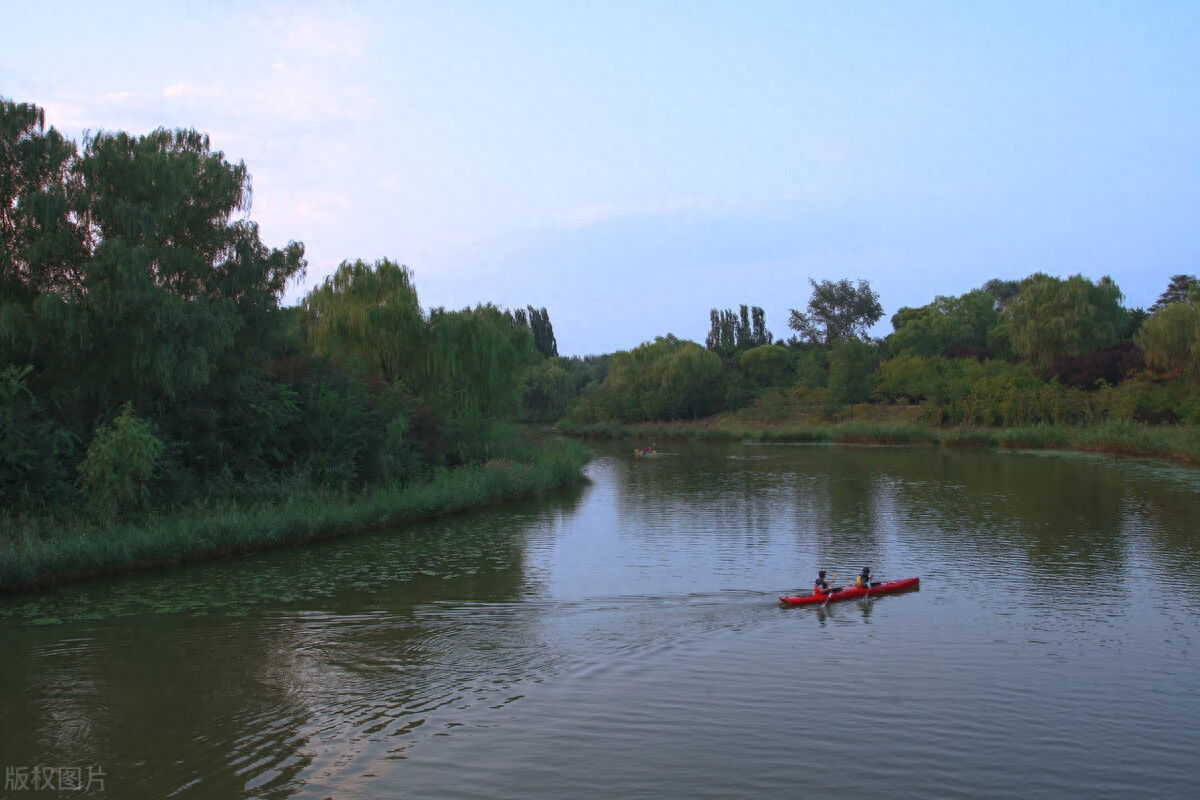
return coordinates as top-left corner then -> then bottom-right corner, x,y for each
814,570 -> 833,596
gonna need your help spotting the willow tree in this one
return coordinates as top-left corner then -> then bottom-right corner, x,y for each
426,303 -> 533,416
1004,274 -> 1130,371
887,289 -> 1000,358
302,259 -> 427,387
302,261 -> 534,417
2,103 -> 305,418
1135,301 -> 1200,384
602,335 -> 722,420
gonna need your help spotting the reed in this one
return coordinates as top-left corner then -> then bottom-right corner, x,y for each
0,439 -> 591,592
995,426 -> 1072,449
557,417 -> 1200,467
939,429 -> 1001,447
830,422 -> 939,445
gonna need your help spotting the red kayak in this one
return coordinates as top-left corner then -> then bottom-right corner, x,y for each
779,577 -> 920,606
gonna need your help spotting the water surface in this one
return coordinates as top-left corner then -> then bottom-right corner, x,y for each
2,440 -> 1198,798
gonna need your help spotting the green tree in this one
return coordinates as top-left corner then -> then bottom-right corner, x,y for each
707,305 -> 771,355
1135,301 -> 1200,384
522,358 -> 572,420
527,306 -> 558,359
826,338 -> 876,405
1150,274 -> 1200,312
788,278 -> 882,347
738,344 -> 790,385
887,289 -> 999,358
426,303 -> 533,417
1,98 -> 86,362
302,258 -> 427,386
0,364 -> 75,510
3,113 -> 305,417
1005,273 -> 1130,371
597,335 -> 722,421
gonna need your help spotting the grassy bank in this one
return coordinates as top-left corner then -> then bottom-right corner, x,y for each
0,438 -> 591,593
558,417 -> 1200,466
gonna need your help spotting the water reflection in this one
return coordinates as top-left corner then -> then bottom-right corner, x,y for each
2,442 -> 1199,798
0,494 -> 583,797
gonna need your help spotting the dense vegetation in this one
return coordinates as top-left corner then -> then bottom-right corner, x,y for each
4,95 -> 1199,583
1,99 -> 586,587
561,273 -> 1200,436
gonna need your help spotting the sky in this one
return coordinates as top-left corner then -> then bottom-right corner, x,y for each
4,0 -> 1199,355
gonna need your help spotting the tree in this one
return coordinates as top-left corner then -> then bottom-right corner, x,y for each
982,278 -> 1021,308
706,304 -> 770,355
827,338 -> 876,405
527,306 -> 558,358
887,289 -> 999,359
1150,274 -> 1200,312
1,98 -> 86,359
2,111 -> 306,417
1135,301 -> 1200,384
598,335 -> 723,421
426,303 -> 533,416
738,344 -> 790,385
788,278 -> 882,347
303,258 -> 427,387
1004,273 -> 1130,371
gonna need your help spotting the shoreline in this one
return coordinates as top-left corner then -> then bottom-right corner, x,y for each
0,440 -> 591,594
557,418 -> 1200,466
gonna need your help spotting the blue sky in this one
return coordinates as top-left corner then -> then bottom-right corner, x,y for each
4,1 -> 1199,355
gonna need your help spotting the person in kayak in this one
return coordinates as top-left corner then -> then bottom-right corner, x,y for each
856,567 -> 880,588
814,570 -> 834,596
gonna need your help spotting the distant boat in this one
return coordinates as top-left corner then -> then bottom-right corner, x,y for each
634,447 -> 658,456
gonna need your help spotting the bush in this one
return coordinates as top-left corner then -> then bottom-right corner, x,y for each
77,404 -> 163,518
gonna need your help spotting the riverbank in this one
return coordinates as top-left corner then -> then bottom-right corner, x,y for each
558,418 -> 1200,466
0,438 -> 591,593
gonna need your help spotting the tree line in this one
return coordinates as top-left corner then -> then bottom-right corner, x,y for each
0,99 -> 562,519
562,272 -> 1200,427
6,95 -> 1198,523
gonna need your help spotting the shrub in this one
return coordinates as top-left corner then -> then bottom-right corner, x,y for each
77,404 -> 164,518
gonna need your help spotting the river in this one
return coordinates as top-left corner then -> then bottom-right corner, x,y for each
2,439 -> 1198,798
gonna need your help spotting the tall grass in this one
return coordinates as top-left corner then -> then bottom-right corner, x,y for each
557,417 -> 1200,466
0,438 -> 591,592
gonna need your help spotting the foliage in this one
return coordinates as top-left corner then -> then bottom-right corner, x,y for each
526,306 -> 559,358
1,104 -> 306,420
706,304 -> 771,355
826,338 -> 877,405
77,404 -> 163,518
0,364 -> 75,511
1150,274 -> 1200,312
522,357 -> 573,421
788,278 -> 882,347
738,344 -> 791,386
1004,273 -> 1130,370
1135,300 -> 1200,384
0,99 -> 85,309
872,354 -> 951,404
887,289 -> 1000,358
566,335 -> 723,422
302,258 -> 426,387
1044,341 -> 1144,389
426,303 -> 533,417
